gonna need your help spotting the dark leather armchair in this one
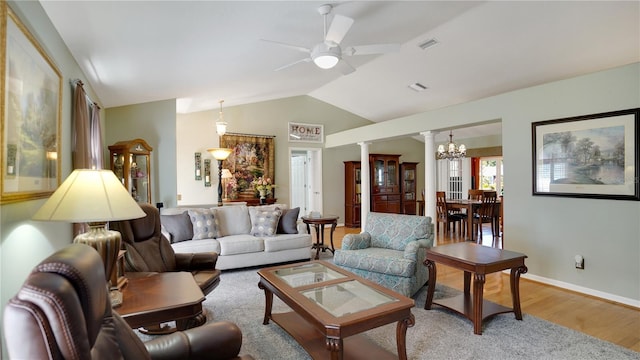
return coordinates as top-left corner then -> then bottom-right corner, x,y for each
3,243 -> 253,360
110,203 -> 220,295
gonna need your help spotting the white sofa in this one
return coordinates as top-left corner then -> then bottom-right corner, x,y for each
160,203 -> 312,270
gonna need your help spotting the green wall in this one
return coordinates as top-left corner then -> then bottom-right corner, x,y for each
105,100 -> 177,208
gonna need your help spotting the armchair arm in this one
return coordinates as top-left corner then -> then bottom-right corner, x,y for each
145,321 -> 251,360
403,238 -> 431,260
341,232 -> 371,250
175,252 -> 219,271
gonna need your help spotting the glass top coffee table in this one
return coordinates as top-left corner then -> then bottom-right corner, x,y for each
258,261 -> 415,360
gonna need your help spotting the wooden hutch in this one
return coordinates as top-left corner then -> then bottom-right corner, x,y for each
344,155 -> 418,227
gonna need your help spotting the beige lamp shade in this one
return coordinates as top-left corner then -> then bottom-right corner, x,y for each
221,169 -> 233,179
32,169 -> 145,222
208,148 -> 232,160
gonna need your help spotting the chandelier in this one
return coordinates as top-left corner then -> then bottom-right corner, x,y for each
437,130 -> 466,160
215,100 -> 227,136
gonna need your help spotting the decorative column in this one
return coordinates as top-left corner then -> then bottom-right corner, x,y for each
358,142 -> 371,231
420,131 -> 437,221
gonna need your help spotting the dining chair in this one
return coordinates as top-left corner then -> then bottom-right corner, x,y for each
468,189 -> 484,200
470,190 -> 498,242
435,191 -> 465,236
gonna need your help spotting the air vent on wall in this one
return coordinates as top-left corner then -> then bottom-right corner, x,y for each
408,82 -> 428,92
418,38 -> 439,50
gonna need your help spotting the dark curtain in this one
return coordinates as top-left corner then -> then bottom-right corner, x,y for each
72,80 -> 104,236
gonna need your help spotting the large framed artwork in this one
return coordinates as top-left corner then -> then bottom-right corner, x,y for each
221,133 -> 275,199
1,2 -> 62,204
532,108 -> 639,201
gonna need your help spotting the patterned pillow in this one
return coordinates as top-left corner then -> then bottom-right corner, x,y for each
188,208 -> 218,239
249,208 -> 282,237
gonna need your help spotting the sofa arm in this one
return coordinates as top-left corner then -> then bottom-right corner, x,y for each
403,238 -> 431,260
145,321 -> 253,360
297,221 -> 308,234
341,232 -> 372,250
175,252 -> 219,271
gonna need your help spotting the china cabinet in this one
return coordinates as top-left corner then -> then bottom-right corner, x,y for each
369,154 -> 401,214
109,139 -> 152,204
400,162 -> 418,215
344,161 -> 362,227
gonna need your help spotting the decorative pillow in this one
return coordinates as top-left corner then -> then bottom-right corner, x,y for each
160,211 -> 193,243
249,208 -> 282,237
188,208 -> 218,240
277,207 -> 300,234
213,205 -> 251,236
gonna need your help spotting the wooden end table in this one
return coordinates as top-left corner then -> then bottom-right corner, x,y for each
423,242 -> 528,335
301,215 -> 339,260
115,272 -> 206,332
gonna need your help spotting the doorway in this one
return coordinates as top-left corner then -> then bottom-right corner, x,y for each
289,148 -> 322,216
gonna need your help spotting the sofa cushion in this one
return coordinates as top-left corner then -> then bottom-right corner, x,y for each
366,212 -> 429,251
277,207 -> 300,234
171,238 -> 221,254
249,208 -> 282,237
263,233 -> 312,252
188,208 -> 218,240
218,235 -> 264,256
333,247 -> 416,278
160,211 -> 193,243
213,205 -> 251,236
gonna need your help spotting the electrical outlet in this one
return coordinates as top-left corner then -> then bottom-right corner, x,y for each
574,255 -> 584,269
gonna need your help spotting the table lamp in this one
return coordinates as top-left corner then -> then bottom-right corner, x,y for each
221,168 -> 233,199
32,169 -> 145,305
208,148 -> 232,206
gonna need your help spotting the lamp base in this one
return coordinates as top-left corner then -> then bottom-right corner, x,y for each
110,289 -> 123,307
73,222 -> 122,305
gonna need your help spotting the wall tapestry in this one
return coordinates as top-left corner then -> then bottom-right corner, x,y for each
221,133 -> 275,199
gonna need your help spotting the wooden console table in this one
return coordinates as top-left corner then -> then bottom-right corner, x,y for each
223,198 -> 277,206
424,242 -> 527,335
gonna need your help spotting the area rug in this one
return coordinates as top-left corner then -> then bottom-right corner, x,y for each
136,255 -> 639,360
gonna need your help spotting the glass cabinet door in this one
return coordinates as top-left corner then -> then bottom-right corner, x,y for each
387,159 -> 397,186
108,139 -> 153,204
374,159 -> 384,187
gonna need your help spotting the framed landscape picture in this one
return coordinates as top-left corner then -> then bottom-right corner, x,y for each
1,3 -> 62,204
532,108 -> 639,201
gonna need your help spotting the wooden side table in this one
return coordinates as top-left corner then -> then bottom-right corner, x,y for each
423,242 -> 527,335
301,215 -> 339,260
116,272 -> 205,332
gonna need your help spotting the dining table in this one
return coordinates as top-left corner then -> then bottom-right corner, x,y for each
446,198 -> 502,242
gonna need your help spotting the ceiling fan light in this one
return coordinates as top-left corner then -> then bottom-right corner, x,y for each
314,54 -> 339,69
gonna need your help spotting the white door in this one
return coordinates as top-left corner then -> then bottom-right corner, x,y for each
289,148 -> 322,216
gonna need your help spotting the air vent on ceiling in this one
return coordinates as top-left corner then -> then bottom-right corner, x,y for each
418,38 -> 439,50
408,82 -> 428,92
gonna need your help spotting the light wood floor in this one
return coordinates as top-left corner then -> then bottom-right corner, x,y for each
324,224 -> 640,352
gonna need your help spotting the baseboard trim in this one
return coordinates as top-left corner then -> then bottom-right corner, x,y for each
521,272 -> 640,309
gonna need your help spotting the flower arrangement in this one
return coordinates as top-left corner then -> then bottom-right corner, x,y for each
252,176 -> 275,195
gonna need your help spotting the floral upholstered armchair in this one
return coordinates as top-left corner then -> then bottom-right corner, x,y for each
333,212 -> 434,297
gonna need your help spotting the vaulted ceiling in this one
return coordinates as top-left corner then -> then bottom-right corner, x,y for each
40,1 -> 639,141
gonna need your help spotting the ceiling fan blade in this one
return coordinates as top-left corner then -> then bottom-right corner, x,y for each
261,39 -> 310,54
336,60 -> 356,75
325,14 -> 354,45
344,44 -> 401,56
274,57 -> 311,72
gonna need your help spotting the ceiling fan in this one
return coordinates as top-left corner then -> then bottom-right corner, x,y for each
262,4 -> 400,75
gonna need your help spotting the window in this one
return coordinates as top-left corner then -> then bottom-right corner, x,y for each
479,157 -> 503,194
